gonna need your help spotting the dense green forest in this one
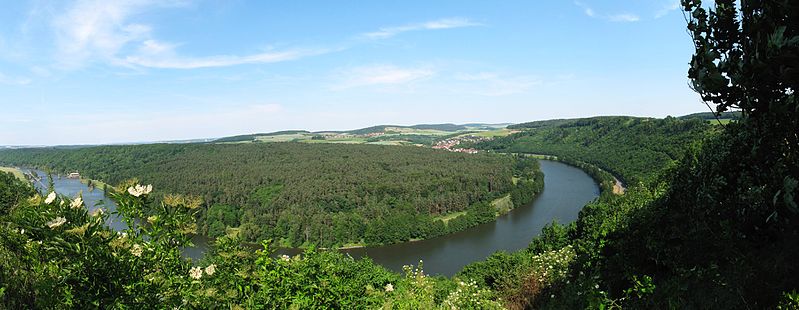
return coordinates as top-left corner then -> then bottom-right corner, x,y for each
476,116 -> 712,185
0,143 -> 542,247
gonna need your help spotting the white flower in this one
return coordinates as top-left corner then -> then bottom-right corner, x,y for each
44,192 -> 56,204
130,244 -> 143,257
46,217 -> 67,228
127,184 -> 153,197
189,266 -> 203,280
90,208 -> 104,217
70,196 -> 83,209
204,264 -> 216,276
384,283 -> 394,292
594,284 -> 600,289
280,254 -> 291,261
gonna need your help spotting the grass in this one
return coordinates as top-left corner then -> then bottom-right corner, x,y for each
254,133 -> 309,142
435,194 -> 514,224
707,118 -> 734,125
470,129 -> 515,138
80,177 -> 111,192
0,166 -> 26,181
491,194 -> 514,215
437,211 -> 467,224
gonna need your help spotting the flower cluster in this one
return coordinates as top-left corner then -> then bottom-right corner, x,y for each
70,196 -> 83,209
127,184 -> 153,197
46,217 -> 67,228
131,244 -> 143,257
530,245 -> 575,284
44,192 -> 56,204
443,279 -> 503,309
189,264 -> 217,280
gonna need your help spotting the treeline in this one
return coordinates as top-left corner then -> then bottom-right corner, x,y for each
476,116 -> 711,185
0,143 -> 535,247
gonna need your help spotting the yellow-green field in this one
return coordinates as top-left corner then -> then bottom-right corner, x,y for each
80,177 -> 111,192
469,129 -> 516,138
491,194 -> 514,215
0,166 -> 26,181
437,211 -> 467,224
215,126 -> 512,146
708,118 -> 734,125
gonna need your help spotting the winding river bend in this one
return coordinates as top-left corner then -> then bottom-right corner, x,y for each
26,160 -> 598,277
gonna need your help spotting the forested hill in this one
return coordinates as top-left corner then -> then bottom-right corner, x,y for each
0,143 -> 541,247
475,116 -> 711,185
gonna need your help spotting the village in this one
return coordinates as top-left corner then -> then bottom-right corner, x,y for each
432,135 -> 491,154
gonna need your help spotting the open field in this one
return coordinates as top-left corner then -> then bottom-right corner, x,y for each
491,194 -> 514,215
212,123 -> 512,146
0,166 -> 25,181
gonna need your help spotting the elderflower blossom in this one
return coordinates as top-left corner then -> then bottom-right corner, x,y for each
204,264 -> 216,276
127,184 -> 153,197
189,266 -> 203,280
70,196 -> 83,209
44,192 -> 56,204
384,283 -> 394,292
46,217 -> 67,228
130,244 -> 143,257
90,208 -> 104,217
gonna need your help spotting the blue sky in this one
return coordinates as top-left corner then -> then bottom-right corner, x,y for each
0,0 -> 702,145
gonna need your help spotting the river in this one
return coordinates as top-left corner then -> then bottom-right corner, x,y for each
25,159 -> 598,277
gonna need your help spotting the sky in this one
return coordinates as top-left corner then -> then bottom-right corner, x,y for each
0,0 -> 705,145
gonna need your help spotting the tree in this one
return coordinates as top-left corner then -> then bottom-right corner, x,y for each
684,0 -> 798,119
683,0 -> 798,218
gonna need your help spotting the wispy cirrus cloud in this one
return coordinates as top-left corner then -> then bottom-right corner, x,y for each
0,71 -> 31,85
331,64 -> 436,90
655,1 -> 681,18
454,72 -> 542,96
51,0 -> 172,68
574,1 -> 640,22
125,40 -> 332,69
50,0 -> 331,70
362,18 -> 482,39
608,14 -> 640,22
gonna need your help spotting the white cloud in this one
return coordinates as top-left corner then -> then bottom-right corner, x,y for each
608,14 -> 641,22
655,1 -> 681,18
52,0 -> 160,68
125,47 -> 331,69
363,18 -> 481,39
50,0 -> 327,70
332,65 -> 436,90
574,1 -> 596,17
0,72 -> 32,85
574,1 -> 640,23
454,72 -> 542,96
454,72 -> 498,81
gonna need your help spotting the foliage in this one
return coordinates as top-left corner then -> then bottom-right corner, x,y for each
0,143 -> 532,247
476,116 -> 710,185
0,177 -> 512,309
0,172 -> 35,214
